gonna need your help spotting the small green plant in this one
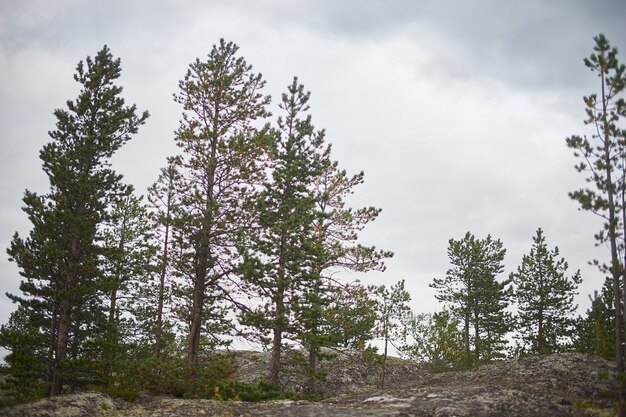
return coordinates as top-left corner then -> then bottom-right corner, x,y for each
360,346 -> 382,365
107,385 -> 140,402
205,380 -> 323,402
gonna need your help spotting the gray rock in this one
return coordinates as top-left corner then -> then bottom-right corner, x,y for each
232,349 -> 428,396
329,352 -> 616,417
1,352 -> 617,417
0,392 -> 115,417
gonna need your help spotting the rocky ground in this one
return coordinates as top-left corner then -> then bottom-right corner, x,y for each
1,352 -> 618,417
233,349 -> 428,396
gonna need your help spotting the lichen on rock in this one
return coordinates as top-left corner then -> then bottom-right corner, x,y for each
0,352 -> 618,417
0,392 -> 115,417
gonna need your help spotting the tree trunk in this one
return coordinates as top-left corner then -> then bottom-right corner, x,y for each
269,320 -> 283,387
597,66 -> 626,417
187,130 -> 218,371
537,307 -> 543,353
103,287 -> 118,389
269,285 -> 285,387
307,346 -> 317,393
464,313 -> 470,365
269,236 -> 288,387
537,261 -> 544,353
269,270 -> 286,387
46,297 -> 59,387
380,320 -> 388,389
51,296 -> 71,396
473,309 -> 480,364
188,256 -> 206,369
305,275 -> 322,393
155,202 -> 171,359
105,214 -> 128,388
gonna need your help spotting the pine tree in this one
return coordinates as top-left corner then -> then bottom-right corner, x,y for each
322,282 -> 378,350
100,194 -> 156,388
430,232 -> 510,365
145,160 -> 181,359
374,279 -> 411,388
0,305 -> 50,402
171,39 -> 271,369
298,139 -> 393,391
572,277 -> 616,360
510,228 -> 582,354
239,77 -> 393,390
566,34 -> 626,376
239,78 -> 327,386
2,45 -> 148,396
399,310 -> 466,372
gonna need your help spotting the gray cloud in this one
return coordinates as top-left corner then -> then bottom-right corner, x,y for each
240,0 -> 626,92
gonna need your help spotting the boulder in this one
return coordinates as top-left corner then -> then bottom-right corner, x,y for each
232,349 -> 428,395
0,392 -> 115,417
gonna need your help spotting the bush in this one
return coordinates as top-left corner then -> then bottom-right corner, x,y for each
108,352 -> 238,399
107,385 -> 140,402
211,380 -> 322,402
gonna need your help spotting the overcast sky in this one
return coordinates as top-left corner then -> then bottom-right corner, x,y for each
1,0 -> 626,339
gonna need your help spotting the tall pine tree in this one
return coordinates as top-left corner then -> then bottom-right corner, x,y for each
566,34 -> 626,377
2,46 -> 148,396
170,39 -> 271,369
298,138 -> 393,391
239,78 -> 327,386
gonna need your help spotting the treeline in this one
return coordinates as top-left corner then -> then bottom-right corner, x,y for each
397,229 -> 612,373
0,40 -> 393,403
0,34 -> 623,405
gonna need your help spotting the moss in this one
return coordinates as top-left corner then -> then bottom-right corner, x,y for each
574,399 -> 618,417
182,379 -> 324,402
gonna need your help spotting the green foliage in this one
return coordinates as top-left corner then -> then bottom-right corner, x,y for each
100,194 -> 158,388
0,307 -> 49,405
323,282 -> 378,350
100,352 -> 237,399
565,34 -> 626,372
566,34 -> 626,242
373,279 -> 411,388
2,38 -> 393,402
209,380 -> 323,402
98,351 -> 324,402
170,38 -> 271,368
145,161 -> 181,359
431,232 -> 511,365
374,280 -> 411,350
3,45 -> 148,396
510,228 -> 582,355
107,385 -> 140,402
400,310 -> 467,372
239,78 -> 329,385
239,77 -> 392,391
572,277 -> 616,360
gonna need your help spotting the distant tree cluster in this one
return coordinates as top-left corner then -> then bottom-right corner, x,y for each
399,229 -> 583,372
